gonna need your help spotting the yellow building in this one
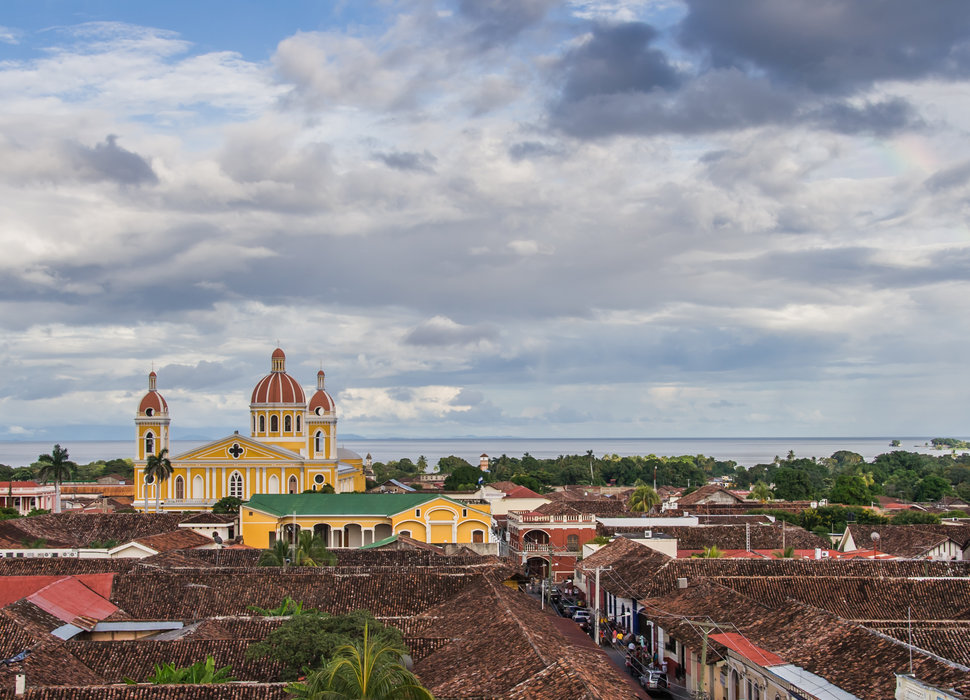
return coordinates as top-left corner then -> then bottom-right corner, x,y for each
133,348 -> 366,511
241,493 -> 492,549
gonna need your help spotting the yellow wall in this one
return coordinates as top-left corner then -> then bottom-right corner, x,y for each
241,497 -> 491,548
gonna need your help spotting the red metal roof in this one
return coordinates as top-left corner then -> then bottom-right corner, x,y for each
0,573 -> 116,607
710,632 -> 785,667
251,371 -> 306,404
138,389 -> 168,414
22,575 -> 119,628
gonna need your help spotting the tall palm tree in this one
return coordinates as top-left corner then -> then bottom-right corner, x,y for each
144,448 -> 173,513
627,485 -> 661,514
37,444 -> 77,514
287,623 -> 433,700
295,531 -> 336,567
750,481 -> 773,504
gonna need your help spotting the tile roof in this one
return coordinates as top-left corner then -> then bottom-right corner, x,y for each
845,523 -> 970,556
176,513 -> 238,525
0,574 -> 114,608
129,529 -> 214,553
12,685 -> 290,699
598,522 -> 829,550
1,513 -> 187,549
505,485 -> 544,499
676,484 -> 744,506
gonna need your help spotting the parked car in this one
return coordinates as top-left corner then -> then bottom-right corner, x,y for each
561,604 -> 582,617
639,669 -> 669,695
572,609 -> 592,622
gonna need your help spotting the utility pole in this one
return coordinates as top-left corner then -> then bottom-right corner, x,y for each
694,621 -> 718,699
593,565 -> 612,647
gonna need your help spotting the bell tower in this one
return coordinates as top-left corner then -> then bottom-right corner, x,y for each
135,371 -> 170,461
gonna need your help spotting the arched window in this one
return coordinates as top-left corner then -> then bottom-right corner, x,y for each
144,432 -> 154,456
252,415 -> 256,433
229,472 -> 243,499
270,415 -> 279,432
567,534 -> 580,551
284,415 -> 292,432
258,415 -> 265,432
288,475 -> 298,494
268,474 -> 279,494
174,476 -> 184,500
315,431 -> 323,453
296,415 -> 301,432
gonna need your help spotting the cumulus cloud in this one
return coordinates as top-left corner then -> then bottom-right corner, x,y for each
0,7 -> 969,439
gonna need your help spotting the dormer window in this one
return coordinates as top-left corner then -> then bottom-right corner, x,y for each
145,407 -> 154,417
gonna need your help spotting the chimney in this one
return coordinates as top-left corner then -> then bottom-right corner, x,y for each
15,674 -> 25,696
677,577 -> 688,589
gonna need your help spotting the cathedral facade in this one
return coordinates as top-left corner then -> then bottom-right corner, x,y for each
133,348 -> 365,512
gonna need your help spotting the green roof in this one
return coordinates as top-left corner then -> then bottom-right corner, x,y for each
244,493 -> 456,517
360,534 -> 399,549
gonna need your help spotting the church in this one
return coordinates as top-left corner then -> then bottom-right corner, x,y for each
133,348 -> 366,512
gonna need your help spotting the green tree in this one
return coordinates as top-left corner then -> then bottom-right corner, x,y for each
750,481 -> 773,504
295,531 -> 336,567
627,485 -> 661,514
772,546 -> 795,558
890,510 -> 942,525
247,610 -> 404,682
137,656 -> 234,684
36,444 -> 76,513
914,474 -> 952,502
828,473 -> 871,506
213,496 -> 243,514
692,545 -> 724,558
442,464 -> 481,491
771,467 -> 813,501
258,540 -> 293,567
249,596 -> 317,616
287,623 -> 433,700
144,448 -> 173,513
437,456 -> 474,475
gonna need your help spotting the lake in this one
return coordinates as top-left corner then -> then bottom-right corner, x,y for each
0,436 -> 948,469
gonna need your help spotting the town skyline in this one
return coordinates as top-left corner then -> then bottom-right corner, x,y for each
2,1 -> 970,440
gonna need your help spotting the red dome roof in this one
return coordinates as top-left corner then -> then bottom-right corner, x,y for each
138,370 -> 167,415
252,348 -> 305,404
139,391 -> 168,415
308,389 -> 334,413
251,372 -> 306,404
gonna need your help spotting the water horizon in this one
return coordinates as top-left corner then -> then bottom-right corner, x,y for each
0,436 -> 955,470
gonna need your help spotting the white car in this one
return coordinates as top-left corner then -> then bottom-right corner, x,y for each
572,609 -> 591,622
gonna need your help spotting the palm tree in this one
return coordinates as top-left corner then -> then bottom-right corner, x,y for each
258,539 -> 292,567
144,448 -> 173,513
627,485 -> 661,514
287,623 -> 433,700
750,481 -> 773,504
295,531 -> 336,567
772,546 -> 795,558
37,444 -> 77,514
692,545 -> 724,558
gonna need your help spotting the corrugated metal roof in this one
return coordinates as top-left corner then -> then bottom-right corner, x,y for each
771,664 -> 859,700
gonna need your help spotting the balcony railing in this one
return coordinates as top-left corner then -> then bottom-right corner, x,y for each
507,511 -> 595,524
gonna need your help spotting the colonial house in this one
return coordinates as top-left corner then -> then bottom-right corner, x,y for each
506,501 -> 598,582
240,493 -> 492,549
838,524 -> 969,560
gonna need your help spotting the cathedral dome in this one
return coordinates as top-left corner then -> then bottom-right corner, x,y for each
251,348 -> 306,405
138,371 -> 168,416
308,369 -> 334,414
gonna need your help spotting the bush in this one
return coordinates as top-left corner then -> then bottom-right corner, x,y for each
212,497 -> 242,514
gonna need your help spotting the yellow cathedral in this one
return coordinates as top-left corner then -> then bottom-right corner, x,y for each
133,348 -> 366,511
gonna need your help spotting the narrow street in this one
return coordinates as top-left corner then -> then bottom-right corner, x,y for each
528,589 -> 697,699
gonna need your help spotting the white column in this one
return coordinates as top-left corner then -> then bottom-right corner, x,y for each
245,469 -> 250,499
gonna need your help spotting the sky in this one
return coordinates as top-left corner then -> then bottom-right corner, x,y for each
1,0 -> 970,442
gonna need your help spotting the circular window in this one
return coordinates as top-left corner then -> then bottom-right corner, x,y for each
145,474 -> 155,484
145,408 -> 154,416
314,474 -> 325,484
315,407 -> 323,416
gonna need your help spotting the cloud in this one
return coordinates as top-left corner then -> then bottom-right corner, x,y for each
508,141 -> 564,161
458,0 -> 559,49
69,135 -> 158,185
678,0 -> 970,93
403,316 -> 499,347
373,150 -> 437,173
